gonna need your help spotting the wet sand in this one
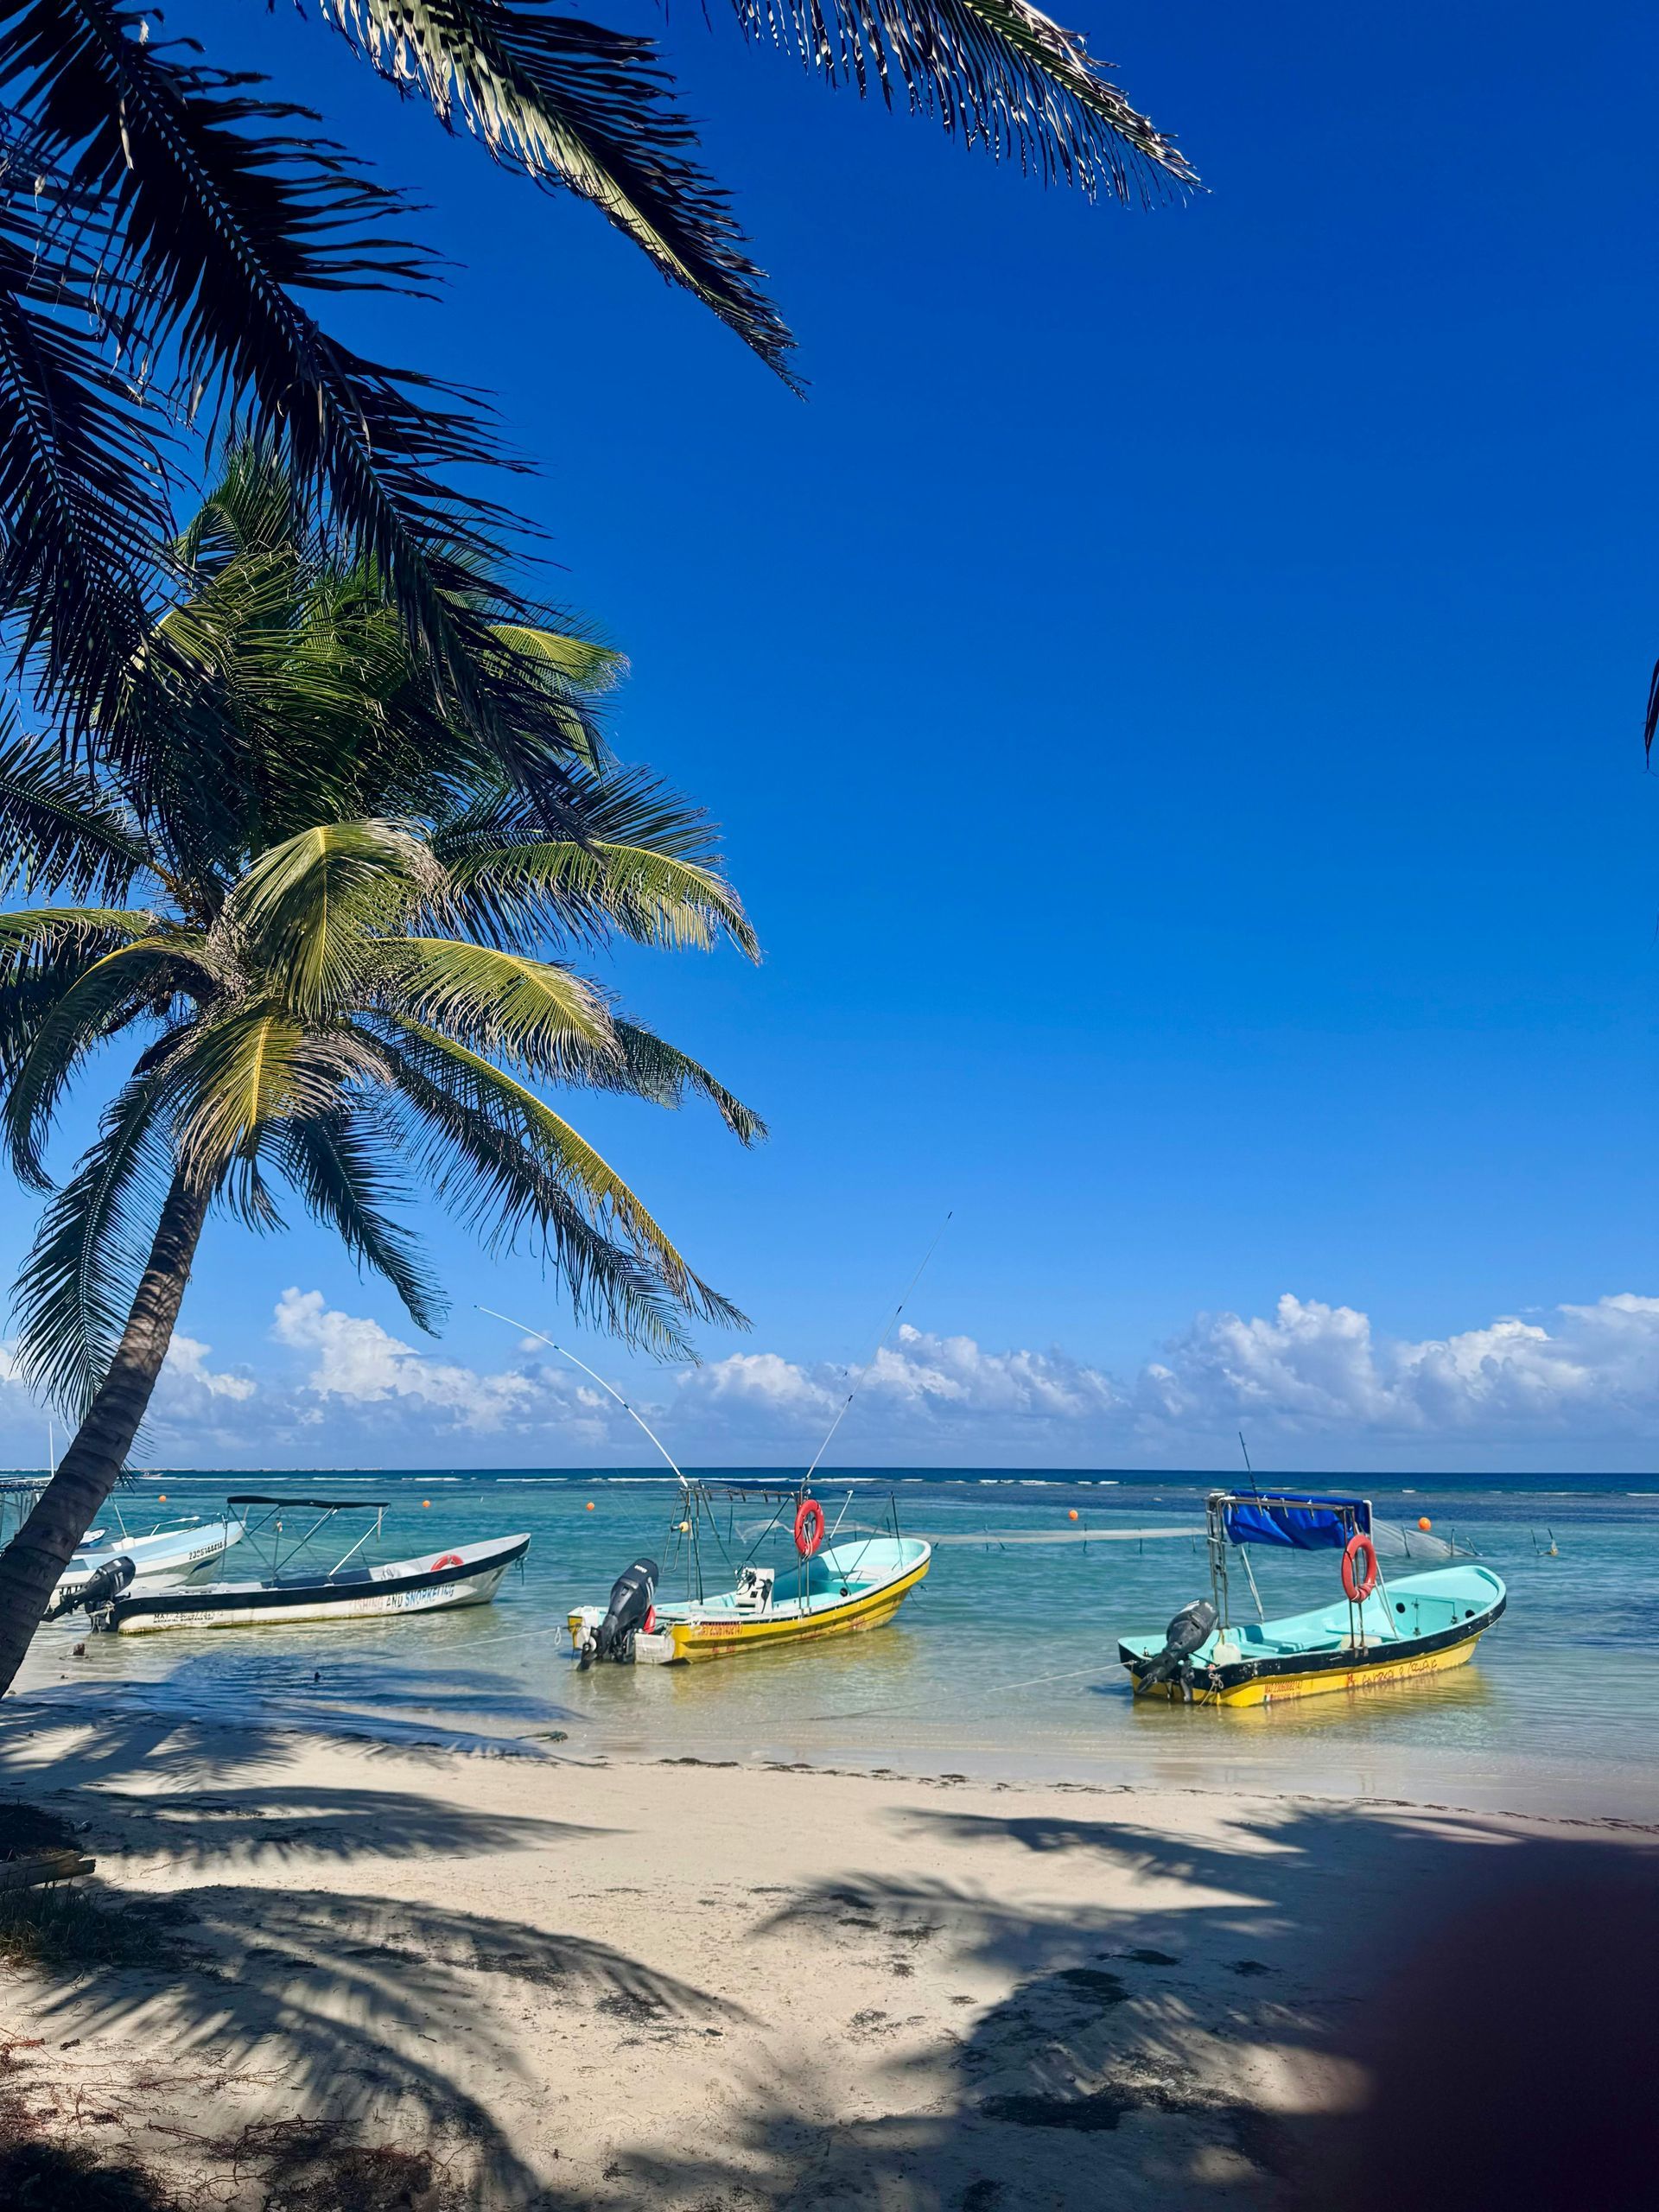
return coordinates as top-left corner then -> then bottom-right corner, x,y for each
2,1697 -> 1655,2208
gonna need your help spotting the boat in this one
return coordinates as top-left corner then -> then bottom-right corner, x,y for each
68,1497 -> 529,1635
48,1516 -> 245,1613
1117,1488 -> 1507,1707
569,1480 -> 931,1666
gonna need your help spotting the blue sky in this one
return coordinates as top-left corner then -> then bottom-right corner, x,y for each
3,0 -> 1658,1471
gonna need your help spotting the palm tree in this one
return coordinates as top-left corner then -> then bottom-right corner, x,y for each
0,448 -> 762,1694
0,2 -> 1194,723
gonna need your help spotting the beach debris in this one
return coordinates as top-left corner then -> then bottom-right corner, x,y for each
0,1851 -> 95,1894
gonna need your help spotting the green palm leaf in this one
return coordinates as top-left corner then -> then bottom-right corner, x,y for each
164,1002 -> 385,1182
370,1031 -> 700,1355
0,725 -> 156,903
277,1102 -> 445,1332
609,1021 -> 766,1145
3,929 -> 216,1188
372,937 -> 616,1074
231,819 -> 438,1015
10,1060 -> 176,1414
373,1016 -> 746,1329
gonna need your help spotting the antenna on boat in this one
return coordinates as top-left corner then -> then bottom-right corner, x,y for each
475,1306 -> 689,1492
802,1212 -> 954,1488
1237,1431 -> 1258,1493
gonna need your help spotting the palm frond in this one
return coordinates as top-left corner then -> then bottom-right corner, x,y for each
373,1014 -> 746,1331
367,1028 -> 697,1354
277,1101 -> 445,1332
434,766 -> 758,955
318,0 -> 798,383
488,621 -> 625,696
730,0 -> 1195,203
231,819 -> 437,1014
371,936 -> 615,1073
0,147 -> 169,723
3,929 -> 214,1188
608,1020 -> 766,1144
163,1001 -> 385,1181
10,1061 -> 175,1414
0,721 -> 156,901
0,1 -> 521,717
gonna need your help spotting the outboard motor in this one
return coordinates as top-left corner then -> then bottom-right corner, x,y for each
583,1555 -> 659,1668
46,1554 -> 135,1625
1135,1598 -> 1218,1690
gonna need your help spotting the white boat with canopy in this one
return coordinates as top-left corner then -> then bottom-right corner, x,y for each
62,1497 -> 529,1635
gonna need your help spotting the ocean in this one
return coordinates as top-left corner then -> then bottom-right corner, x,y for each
19,1469 -> 1659,1817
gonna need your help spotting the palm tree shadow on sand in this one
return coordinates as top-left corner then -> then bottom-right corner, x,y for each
4,1694 -> 1658,2209
593,1797 -> 1659,2212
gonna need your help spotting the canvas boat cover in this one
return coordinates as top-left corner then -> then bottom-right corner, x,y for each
1219,1491 -> 1372,1550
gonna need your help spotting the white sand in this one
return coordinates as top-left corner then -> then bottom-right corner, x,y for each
1,1701 -> 1654,2208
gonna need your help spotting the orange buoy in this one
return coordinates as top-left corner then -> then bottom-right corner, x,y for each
585,1501 -> 594,1511
158,1493 -> 167,1503
1417,1516 -> 1433,1533
422,1499 -> 430,1508
1068,1509 -> 1079,1522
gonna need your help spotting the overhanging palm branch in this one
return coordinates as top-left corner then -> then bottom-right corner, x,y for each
0,2 -> 524,720
317,0 -> 1192,377
322,0 -> 799,381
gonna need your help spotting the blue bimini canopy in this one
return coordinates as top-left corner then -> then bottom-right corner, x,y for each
1219,1491 -> 1371,1551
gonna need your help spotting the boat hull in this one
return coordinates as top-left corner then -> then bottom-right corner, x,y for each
1132,1618 -> 1492,1706
106,1535 -> 530,1635
1119,1566 -> 1507,1707
660,1551 -> 930,1662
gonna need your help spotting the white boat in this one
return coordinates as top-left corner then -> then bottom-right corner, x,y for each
82,1497 -> 529,1634
49,1518 -> 244,1611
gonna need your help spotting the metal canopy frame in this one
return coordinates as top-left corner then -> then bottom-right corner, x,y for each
1205,1488 -> 1380,1652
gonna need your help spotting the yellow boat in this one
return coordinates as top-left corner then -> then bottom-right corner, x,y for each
1117,1488 -> 1507,1708
569,1484 -> 931,1667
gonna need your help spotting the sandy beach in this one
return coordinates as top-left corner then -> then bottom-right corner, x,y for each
2,1697 -> 1654,2209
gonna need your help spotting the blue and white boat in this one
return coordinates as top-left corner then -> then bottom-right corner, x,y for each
1118,1489 -> 1507,1707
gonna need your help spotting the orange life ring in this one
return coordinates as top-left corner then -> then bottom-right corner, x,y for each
794,1497 -> 825,1557
431,1552 -> 464,1572
1341,1532 -> 1378,1602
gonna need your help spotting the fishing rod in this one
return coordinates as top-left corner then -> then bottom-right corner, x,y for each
802,1211 -> 954,1487
475,1305 -> 689,1492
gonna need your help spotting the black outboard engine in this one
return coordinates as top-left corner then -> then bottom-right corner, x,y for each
1135,1598 -> 1218,1690
46,1554 -> 135,1625
583,1555 -> 659,1668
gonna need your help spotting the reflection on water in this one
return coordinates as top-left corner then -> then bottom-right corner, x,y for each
14,1468 -> 1659,1809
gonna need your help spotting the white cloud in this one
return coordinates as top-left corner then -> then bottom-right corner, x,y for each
9,1285 -> 1659,1471
271,1287 -> 536,1432
162,1334 -> 257,1403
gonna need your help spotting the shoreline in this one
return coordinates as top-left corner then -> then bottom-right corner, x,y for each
3,1696 -> 1656,2207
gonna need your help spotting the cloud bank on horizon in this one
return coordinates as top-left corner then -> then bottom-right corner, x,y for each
5,1284 -> 1659,1472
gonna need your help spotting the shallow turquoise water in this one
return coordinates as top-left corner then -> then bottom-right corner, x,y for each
21,1470 -> 1659,1814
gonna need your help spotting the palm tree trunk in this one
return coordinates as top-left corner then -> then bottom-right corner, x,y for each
0,1173 -> 210,1697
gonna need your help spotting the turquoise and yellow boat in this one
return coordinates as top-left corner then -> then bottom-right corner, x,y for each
1118,1488 -> 1506,1707
569,1481 -> 931,1666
